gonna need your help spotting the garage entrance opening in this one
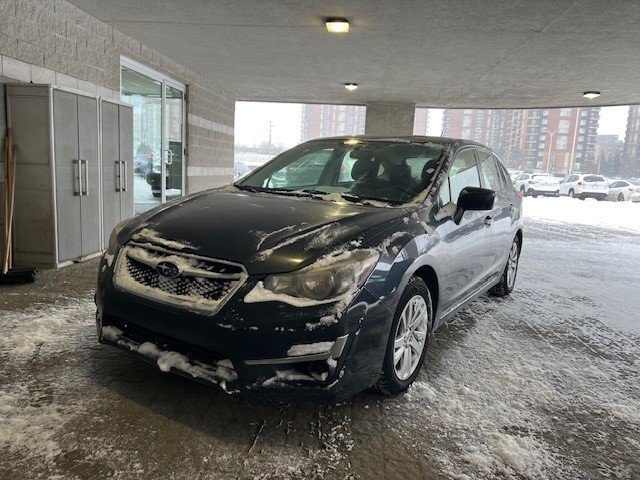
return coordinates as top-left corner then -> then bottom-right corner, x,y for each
120,58 -> 185,214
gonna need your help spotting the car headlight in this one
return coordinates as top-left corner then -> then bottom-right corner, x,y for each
261,249 -> 379,302
107,218 -> 132,255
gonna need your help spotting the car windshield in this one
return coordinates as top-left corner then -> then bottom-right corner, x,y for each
237,139 -> 447,204
584,175 -> 605,182
533,174 -> 557,181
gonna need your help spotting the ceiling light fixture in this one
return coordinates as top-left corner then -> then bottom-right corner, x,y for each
326,18 -> 350,33
344,83 -> 358,91
582,91 -> 601,99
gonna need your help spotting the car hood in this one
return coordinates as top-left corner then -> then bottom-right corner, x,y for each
124,187 -> 408,274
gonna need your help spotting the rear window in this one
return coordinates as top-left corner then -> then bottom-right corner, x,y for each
584,175 -> 605,182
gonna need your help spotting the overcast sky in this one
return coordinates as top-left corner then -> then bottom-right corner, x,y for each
235,103 -> 630,147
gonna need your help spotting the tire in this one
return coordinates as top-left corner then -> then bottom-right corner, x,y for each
618,193 -> 625,202
520,186 -> 526,196
555,190 -> 560,197
489,236 -> 521,297
569,189 -> 575,198
372,277 -> 433,396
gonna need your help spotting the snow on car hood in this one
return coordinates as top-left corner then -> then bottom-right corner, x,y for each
124,187 -> 408,274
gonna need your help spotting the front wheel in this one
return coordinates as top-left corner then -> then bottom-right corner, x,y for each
569,189 -> 575,198
489,236 -> 520,297
618,193 -> 625,202
372,277 -> 432,396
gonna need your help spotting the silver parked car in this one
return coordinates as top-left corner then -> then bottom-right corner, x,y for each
607,180 -> 638,202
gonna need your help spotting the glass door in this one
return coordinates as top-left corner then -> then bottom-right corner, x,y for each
163,82 -> 185,203
120,58 -> 186,214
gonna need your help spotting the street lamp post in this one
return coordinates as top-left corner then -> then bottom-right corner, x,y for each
545,127 -> 558,173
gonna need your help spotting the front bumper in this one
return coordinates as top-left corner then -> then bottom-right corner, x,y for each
527,187 -> 558,196
95,253 -> 394,400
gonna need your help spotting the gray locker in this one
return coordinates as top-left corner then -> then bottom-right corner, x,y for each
6,84 -> 134,268
101,100 -> 134,247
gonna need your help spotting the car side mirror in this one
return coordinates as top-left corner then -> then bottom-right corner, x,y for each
454,187 -> 496,224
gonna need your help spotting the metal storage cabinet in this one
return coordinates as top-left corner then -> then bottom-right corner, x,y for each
101,100 -> 134,247
6,84 -> 134,268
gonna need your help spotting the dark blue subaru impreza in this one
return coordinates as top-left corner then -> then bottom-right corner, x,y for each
96,136 -> 523,400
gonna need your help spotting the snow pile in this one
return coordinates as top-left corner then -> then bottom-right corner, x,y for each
131,227 -> 196,251
305,315 -> 338,331
256,224 -> 332,260
523,196 -> 640,233
0,299 -> 94,358
0,386 -> 67,462
378,231 -> 409,254
287,341 -> 333,357
101,326 -> 237,389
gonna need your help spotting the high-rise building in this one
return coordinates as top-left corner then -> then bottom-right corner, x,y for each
520,107 -> 600,173
442,106 -> 600,173
413,108 -> 430,135
623,105 -> 640,177
594,135 -> 623,177
300,104 -> 366,142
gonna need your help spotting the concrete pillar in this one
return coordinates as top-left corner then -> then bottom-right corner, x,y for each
365,102 -> 415,135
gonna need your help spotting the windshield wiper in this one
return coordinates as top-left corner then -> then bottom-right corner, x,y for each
234,184 -> 259,193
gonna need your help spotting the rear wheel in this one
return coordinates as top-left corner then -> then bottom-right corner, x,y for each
489,236 -> 520,297
373,277 -> 432,396
520,186 -> 526,196
569,189 -> 575,198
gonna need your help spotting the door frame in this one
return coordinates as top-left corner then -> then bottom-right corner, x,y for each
119,56 -> 187,206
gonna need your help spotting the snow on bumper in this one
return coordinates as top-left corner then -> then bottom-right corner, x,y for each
99,325 -> 238,392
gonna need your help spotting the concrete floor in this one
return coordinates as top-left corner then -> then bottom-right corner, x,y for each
1,215 -> 639,479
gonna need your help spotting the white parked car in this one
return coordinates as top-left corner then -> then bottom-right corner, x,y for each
514,173 -> 560,197
607,180 -> 638,202
558,174 -> 609,201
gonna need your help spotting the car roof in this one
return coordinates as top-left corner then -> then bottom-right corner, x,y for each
303,134 -> 487,149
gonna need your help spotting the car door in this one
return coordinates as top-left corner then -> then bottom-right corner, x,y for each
478,150 -> 513,276
435,147 -> 494,312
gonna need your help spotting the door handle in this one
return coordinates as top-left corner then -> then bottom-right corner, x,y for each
73,159 -> 81,196
81,159 -> 89,196
121,161 -> 127,192
484,215 -> 493,227
115,160 -> 121,192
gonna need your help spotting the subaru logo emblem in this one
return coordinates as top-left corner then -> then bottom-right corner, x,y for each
156,261 -> 181,278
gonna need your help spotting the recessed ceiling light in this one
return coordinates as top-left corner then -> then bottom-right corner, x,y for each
344,83 -> 358,91
326,18 -> 350,33
582,91 -> 601,99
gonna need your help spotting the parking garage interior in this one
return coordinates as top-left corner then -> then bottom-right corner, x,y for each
1,1 -> 639,479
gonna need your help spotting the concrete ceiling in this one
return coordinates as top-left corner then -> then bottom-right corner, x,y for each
70,0 -> 640,108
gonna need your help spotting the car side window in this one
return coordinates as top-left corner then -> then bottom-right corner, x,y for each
610,181 -> 621,188
438,177 -> 451,205
449,149 -> 481,204
495,158 -> 513,189
478,152 -> 501,191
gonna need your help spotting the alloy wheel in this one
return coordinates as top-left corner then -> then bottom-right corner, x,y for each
393,295 -> 429,381
506,240 -> 519,289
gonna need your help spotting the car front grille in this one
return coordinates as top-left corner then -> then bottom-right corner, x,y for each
113,242 -> 247,314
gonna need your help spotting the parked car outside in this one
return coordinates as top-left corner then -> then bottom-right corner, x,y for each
514,173 -> 560,197
96,136 -> 523,400
558,174 -> 609,200
234,161 -> 253,180
607,180 -> 638,202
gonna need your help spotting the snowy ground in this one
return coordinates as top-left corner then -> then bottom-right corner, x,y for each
0,197 -> 638,479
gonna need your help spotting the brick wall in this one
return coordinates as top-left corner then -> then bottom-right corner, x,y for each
0,0 -> 235,193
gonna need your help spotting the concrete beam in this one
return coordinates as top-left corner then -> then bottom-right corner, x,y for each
365,102 -> 415,136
